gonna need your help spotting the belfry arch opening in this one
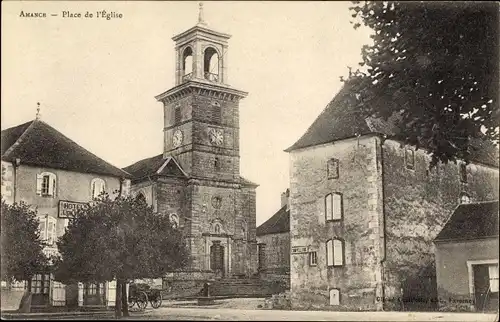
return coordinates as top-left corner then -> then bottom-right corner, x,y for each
182,47 -> 193,81
204,47 -> 219,82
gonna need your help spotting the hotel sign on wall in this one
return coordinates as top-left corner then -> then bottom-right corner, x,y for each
58,200 -> 88,218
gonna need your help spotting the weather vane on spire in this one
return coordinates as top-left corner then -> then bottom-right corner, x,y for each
197,2 -> 207,26
36,102 -> 41,120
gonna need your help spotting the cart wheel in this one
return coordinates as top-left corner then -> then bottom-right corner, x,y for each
150,292 -> 162,309
128,298 -> 135,309
137,291 -> 149,310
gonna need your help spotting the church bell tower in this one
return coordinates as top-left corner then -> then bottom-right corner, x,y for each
154,3 -> 257,277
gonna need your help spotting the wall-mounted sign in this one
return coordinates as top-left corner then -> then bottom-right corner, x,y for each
58,200 -> 88,218
291,246 -> 308,254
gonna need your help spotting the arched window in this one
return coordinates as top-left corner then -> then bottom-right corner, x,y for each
182,47 -> 193,81
91,178 -> 106,199
135,192 -> 147,205
460,193 -> 471,204
169,213 -> 179,229
214,224 -> 221,234
204,47 -> 219,82
36,172 -> 57,197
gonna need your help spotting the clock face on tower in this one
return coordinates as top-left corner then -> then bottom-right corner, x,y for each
173,130 -> 183,148
209,128 -> 224,146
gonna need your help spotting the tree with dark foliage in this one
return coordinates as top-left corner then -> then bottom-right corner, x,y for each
0,200 -> 48,288
53,194 -> 188,318
346,1 -> 499,166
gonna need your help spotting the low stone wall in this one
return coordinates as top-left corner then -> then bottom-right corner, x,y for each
258,272 -> 290,290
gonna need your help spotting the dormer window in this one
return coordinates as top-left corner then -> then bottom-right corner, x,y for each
91,178 -> 106,199
36,172 -> 57,197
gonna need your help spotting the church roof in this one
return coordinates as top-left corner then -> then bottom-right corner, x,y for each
1,119 -> 131,178
256,205 -> 290,236
122,154 -> 187,181
123,153 -> 258,187
434,201 -> 499,242
285,81 -> 499,168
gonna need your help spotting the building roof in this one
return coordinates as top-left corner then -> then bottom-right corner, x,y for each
122,154 -> 187,181
434,201 -> 499,242
256,205 -> 290,236
1,119 -> 131,178
285,82 -> 499,168
123,153 -> 258,187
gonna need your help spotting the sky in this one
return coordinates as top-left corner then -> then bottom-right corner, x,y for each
1,1 -> 372,226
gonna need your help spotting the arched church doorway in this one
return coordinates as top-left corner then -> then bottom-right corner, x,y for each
210,241 -> 224,276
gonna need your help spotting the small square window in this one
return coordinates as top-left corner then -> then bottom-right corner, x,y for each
404,148 -> 415,170
309,252 -> 317,266
459,163 -> 467,183
327,158 -> 339,179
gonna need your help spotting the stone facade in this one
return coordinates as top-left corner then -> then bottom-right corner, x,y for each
256,190 -> 291,288
126,18 -> 258,287
288,135 -> 499,311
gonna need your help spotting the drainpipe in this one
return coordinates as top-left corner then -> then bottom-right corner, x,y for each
12,158 -> 20,204
379,136 -> 387,311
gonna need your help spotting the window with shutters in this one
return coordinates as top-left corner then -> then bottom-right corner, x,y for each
326,238 -> 344,267
91,178 -> 106,199
38,216 -> 47,242
325,193 -> 343,222
489,264 -> 499,293
38,216 -> 57,245
36,172 -> 56,197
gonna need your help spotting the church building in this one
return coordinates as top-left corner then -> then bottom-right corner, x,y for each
123,4 -> 259,284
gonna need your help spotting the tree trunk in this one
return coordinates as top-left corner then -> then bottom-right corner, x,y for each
115,280 -> 122,319
121,281 -> 129,317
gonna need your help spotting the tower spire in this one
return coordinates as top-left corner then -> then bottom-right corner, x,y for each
36,102 -> 41,120
197,2 -> 207,26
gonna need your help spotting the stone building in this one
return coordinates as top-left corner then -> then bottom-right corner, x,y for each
123,6 -> 259,287
434,201 -> 499,312
256,189 -> 291,288
1,117 -> 131,310
284,81 -> 499,311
